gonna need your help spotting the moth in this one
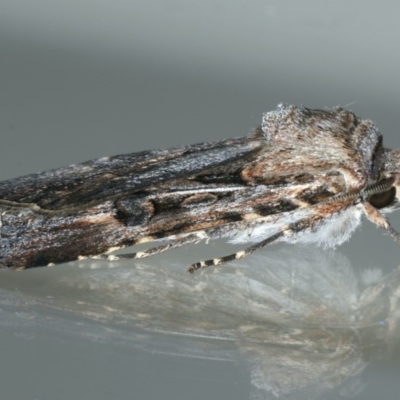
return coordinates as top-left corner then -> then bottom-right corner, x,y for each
1,103 -> 400,272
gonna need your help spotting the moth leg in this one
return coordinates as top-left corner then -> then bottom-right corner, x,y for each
363,202 -> 400,242
91,233 -> 205,262
187,231 -> 285,273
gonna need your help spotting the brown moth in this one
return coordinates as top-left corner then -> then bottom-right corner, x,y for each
1,104 -> 400,271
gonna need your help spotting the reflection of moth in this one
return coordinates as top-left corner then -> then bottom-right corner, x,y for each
1,104 -> 400,271
29,248 -> 400,400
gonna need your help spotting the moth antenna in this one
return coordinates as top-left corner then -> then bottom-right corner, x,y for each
188,206 -> 343,273
320,179 -> 395,206
361,178 -> 395,198
187,231 -> 284,273
90,233 -> 205,262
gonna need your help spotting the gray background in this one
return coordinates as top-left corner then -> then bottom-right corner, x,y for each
1,1 -> 400,399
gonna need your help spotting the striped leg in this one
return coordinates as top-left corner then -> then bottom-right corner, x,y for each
187,198 -> 357,273
91,234 -> 204,262
187,231 -> 284,273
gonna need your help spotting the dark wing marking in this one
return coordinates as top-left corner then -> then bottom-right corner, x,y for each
111,173 -> 346,240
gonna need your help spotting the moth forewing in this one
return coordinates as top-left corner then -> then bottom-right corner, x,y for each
1,103 -> 400,271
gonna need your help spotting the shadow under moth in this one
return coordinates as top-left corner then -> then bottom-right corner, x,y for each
1,104 -> 400,272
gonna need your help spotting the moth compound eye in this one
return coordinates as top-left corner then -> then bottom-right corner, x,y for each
368,187 -> 396,209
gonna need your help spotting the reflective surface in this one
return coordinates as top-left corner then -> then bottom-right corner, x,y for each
1,246 -> 400,399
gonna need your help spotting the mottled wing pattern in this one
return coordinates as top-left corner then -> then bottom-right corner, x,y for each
0,105 -> 391,270
0,135 -> 263,210
246,105 -> 383,191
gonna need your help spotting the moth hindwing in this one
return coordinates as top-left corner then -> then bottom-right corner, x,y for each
1,103 -> 400,271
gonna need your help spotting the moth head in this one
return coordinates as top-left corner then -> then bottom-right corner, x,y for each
373,149 -> 400,212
